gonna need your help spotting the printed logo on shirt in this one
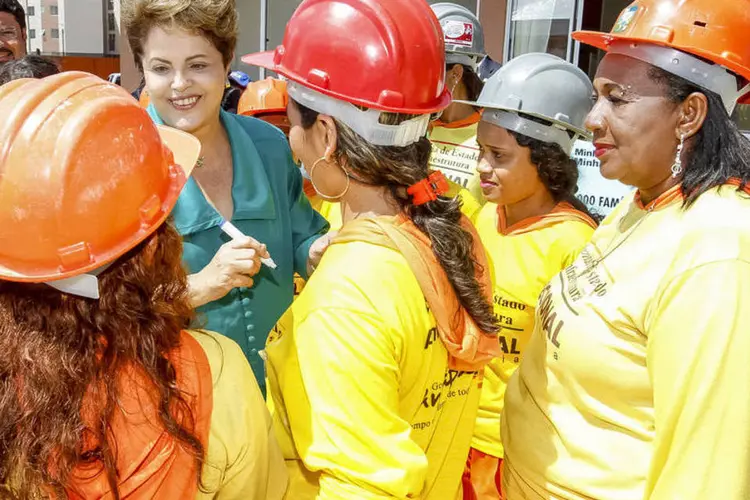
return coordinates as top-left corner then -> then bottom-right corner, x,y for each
493,293 -> 531,364
538,283 -> 564,354
561,247 -> 611,305
412,369 -> 477,432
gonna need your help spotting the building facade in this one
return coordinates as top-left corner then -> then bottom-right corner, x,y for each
21,0 -> 119,56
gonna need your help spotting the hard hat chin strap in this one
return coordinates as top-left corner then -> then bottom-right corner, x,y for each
44,262 -> 114,299
609,41 -> 749,115
287,81 -> 430,147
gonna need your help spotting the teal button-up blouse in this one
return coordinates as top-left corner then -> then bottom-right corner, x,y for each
148,106 -> 329,392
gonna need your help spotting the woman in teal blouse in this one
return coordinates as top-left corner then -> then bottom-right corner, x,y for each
123,0 -> 329,392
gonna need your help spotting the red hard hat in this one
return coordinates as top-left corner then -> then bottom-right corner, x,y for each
0,72 -> 200,283
573,0 -> 750,107
242,0 -> 451,115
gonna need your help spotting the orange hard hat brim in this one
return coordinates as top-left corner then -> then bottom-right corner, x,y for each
156,124 -> 201,180
573,30 -> 750,90
240,107 -> 287,117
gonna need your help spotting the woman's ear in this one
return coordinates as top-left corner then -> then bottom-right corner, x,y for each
677,91 -> 709,140
318,115 -> 338,159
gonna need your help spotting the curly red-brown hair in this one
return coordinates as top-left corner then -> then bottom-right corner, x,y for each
0,221 -> 203,499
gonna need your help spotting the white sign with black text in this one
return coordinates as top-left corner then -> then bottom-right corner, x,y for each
572,139 -> 633,219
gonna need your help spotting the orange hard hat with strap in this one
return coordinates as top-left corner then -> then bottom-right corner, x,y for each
0,72 -> 200,288
573,0 -> 750,113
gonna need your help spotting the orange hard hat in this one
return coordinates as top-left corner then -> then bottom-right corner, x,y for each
238,78 -> 288,116
238,78 -> 291,134
573,0 -> 750,112
0,72 -> 201,283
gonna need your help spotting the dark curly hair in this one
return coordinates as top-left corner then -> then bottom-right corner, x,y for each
510,131 -> 600,223
0,221 -> 204,499
0,55 -> 59,85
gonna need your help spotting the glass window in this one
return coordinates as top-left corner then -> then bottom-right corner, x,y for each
51,28 -> 59,39
50,5 -> 59,15
108,13 -> 116,31
108,33 -> 116,53
505,0 -> 580,62
29,28 -> 36,39
27,6 -> 35,16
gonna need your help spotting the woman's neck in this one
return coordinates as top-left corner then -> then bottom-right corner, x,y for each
191,116 -> 227,159
502,189 -> 558,228
637,174 -> 681,207
440,82 -> 475,124
440,102 -> 476,124
340,184 -> 400,223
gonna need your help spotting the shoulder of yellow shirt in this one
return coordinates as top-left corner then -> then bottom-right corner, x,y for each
661,185 -> 750,267
312,183 -> 480,229
186,330 -> 288,499
295,238 -> 419,317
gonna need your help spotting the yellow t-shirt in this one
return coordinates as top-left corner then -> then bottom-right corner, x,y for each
471,203 -> 595,459
502,185 -> 750,500
266,238 -> 482,499
294,185 -> 480,298
428,113 -> 483,202
188,330 -> 288,499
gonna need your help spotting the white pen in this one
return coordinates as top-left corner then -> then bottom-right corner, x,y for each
219,219 -> 277,270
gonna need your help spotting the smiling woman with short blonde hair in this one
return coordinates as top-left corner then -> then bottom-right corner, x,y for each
122,0 -> 330,399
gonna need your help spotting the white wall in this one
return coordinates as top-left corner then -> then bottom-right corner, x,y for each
233,0 -> 262,78
59,0 -> 104,54
22,0 -> 44,53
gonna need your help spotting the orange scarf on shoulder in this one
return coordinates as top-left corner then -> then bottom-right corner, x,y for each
333,214 -> 499,372
497,201 -> 598,235
65,330 -> 213,499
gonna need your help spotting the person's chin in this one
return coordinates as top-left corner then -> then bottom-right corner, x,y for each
482,190 -> 503,205
598,157 -> 626,182
165,111 -> 209,134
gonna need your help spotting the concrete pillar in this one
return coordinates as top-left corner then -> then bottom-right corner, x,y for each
114,0 -> 139,91
479,0 -> 508,61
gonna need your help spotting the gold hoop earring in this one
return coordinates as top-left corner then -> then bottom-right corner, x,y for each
309,156 -> 351,200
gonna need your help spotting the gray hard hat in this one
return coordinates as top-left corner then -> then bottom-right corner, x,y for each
431,3 -> 485,68
466,52 -> 593,154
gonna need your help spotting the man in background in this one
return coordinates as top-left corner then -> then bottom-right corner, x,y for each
0,0 -> 27,67
0,54 -> 59,84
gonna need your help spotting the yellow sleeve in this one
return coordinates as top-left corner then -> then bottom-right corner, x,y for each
292,307 -> 427,499
645,260 -> 750,500
457,187 -> 482,220
192,331 -> 288,500
466,173 -> 486,207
